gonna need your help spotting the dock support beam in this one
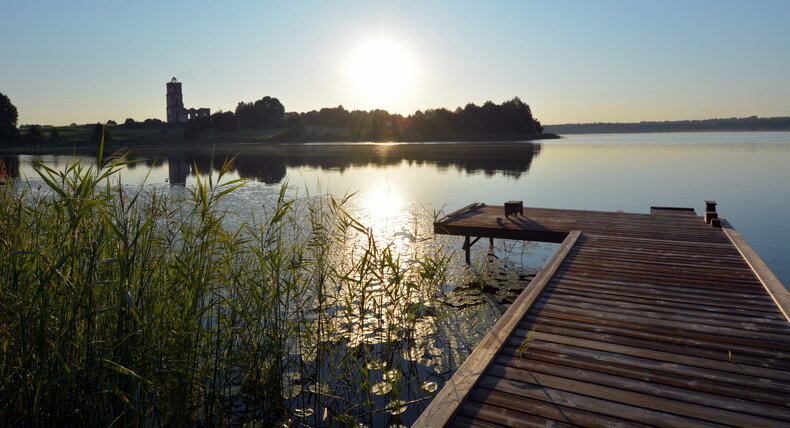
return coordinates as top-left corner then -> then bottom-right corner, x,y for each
463,236 -> 481,265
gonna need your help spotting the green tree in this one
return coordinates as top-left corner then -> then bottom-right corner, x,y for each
24,125 -> 47,145
0,92 -> 20,145
49,127 -> 62,143
183,120 -> 200,141
90,123 -> 112,144
235,96 -> 285,128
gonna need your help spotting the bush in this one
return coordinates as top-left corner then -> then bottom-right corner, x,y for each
24,125 -> 46,145
89,123 -> 112,144
48,127 -> 62,143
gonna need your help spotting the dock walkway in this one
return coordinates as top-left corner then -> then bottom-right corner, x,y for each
417,203 -> 790,427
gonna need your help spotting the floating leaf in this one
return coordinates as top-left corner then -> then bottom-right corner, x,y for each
383,369 -> 399,382
421,381 -> 438,393
371,381 -> 392,395
386,400 -> 408,415
293,408 -> 314,418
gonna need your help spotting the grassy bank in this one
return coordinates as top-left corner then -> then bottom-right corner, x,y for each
0,153 -> 458,426
6,123 -> 557,152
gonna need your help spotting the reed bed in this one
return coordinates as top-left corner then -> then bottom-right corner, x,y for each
0,153 -> 463,426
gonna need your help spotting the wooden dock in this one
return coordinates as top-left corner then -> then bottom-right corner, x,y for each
416,202 -> 790,427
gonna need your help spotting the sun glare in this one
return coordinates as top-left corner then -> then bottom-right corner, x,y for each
346,38 -> 417,106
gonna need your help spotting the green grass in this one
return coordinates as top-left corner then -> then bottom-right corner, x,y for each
0,151 -> 454,426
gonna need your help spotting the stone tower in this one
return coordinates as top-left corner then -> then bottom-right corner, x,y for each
166,77 -> 186,123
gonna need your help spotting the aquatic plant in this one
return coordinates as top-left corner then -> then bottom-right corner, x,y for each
0,151 -> 468,426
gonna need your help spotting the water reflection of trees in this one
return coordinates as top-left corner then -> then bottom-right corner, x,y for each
157,143 -> 542,185
1,143 -> 541,184
0,155 -> 20,178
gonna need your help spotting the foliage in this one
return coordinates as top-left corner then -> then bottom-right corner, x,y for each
183,120 -> 200,141
235,96 -> 285,129
295,97 -> 544,141
0,157 -> 455,426
124,118 -> 136,126
24,124 -> 47,145
48,126 -> 62,143
0,92 -> 20,145
89,123 -> 112,144
545,115 -> 790,134
211,110 -> 238,132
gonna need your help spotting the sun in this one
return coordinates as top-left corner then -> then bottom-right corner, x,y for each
346,38 -> 417,106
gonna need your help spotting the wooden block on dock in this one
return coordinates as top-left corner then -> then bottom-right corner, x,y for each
705,200 -> 717,212
504,200 -> 523,218
705,211 -> 718,224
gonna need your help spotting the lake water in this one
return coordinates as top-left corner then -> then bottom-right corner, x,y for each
4,131 -> 788,285
2,131 -> 789,425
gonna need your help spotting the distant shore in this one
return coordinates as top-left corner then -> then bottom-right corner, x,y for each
544,116 -> 790,134
1,122 -> 559,152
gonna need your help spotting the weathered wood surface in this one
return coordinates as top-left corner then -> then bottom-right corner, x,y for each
416,204 -> 790,427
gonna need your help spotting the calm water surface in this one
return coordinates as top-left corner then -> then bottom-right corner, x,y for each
6,131 -> 786,284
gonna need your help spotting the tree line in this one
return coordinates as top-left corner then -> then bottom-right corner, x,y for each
183,95 -> 544,142
544,116 -> 790,134
1,90 -> 546,146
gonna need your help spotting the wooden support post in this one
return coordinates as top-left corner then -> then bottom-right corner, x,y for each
462,236 -> 483,265
705,200 -> 717,213
464,236 -> 471,265
489,237 -> 494,248
711,218 -> 722,228
705,211 -> 718,224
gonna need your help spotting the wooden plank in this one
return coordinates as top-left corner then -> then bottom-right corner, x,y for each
519,313 -> 790,361
466,388 -> 633,427
475,375 -> 721,428
412,231 -> 582,428
436,202 -> 485,224
484,366 -> 785,427
721,218 -> 790,322
650,206 -> 697,216
511,322 -> 790,369
495,350 -> 790,407
489,360 -> 790,421
457,400 -> 568,428
501,338 -> 790,392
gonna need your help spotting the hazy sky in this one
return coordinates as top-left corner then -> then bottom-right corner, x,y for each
2,0 -> 789,126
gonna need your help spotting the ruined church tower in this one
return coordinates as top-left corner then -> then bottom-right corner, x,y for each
166,77 -> 186,123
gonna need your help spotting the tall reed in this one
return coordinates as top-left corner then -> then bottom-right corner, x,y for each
0,152 -> 456,426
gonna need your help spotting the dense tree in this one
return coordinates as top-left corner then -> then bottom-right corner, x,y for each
284,112 -> 304,130
294,96 -> 544,141
0,92 -> 20,145
24,125 -> 47,145
191,115 -> 212,132
183,120 -> 200,141
235,96 -> 285,128
89,123 -> 112,144
49,127 -> 62,143
106,120 -> 117,125
124,118 -> 136,126
210,111 -> 238,131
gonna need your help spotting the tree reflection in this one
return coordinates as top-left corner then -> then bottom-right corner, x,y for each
160,143 -> 542,185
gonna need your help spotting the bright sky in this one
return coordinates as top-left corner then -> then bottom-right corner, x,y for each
2,0 -> 789,126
